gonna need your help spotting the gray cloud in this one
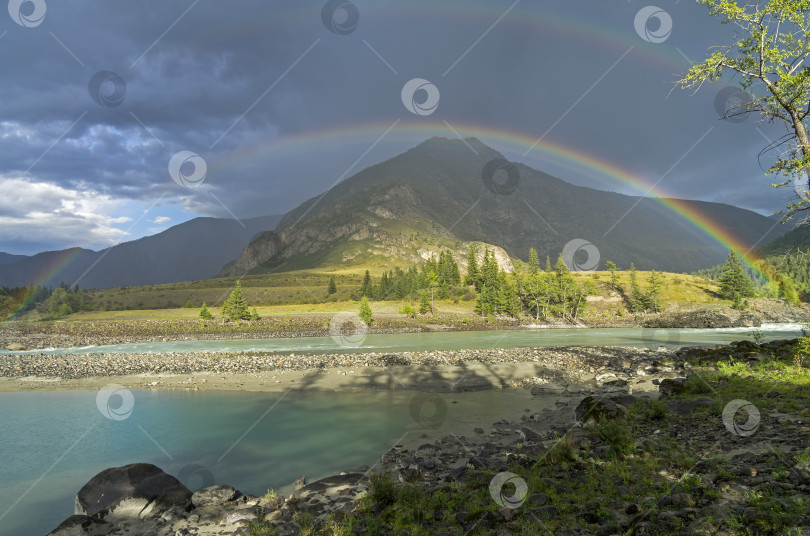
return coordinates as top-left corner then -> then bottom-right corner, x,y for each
0,0 -> 794,254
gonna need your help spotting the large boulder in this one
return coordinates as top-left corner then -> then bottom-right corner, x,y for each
46,515 -> 111,536
191,484 -> 240,508
658,378 -> 687,398
75,463 -> 192,519
575,396 -> 628,425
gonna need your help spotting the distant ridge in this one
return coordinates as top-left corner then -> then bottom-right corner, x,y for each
0,214 -> 282,289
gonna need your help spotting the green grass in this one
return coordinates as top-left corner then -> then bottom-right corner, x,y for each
298,343 -> 810,535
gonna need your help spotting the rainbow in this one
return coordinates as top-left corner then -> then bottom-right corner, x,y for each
209,119 -> 779,284
2,248 -> 87,319
191,1 -> 687,72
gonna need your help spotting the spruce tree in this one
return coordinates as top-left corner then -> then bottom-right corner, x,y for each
250,306 -> 260,321
359,270 -> 373,297
719,251 -> 756,300
199,302 -> 213,320
327,276 -> 337,295
466,243 -> 480,289
358,296 -> 373,324
419,291 -> 431,315
528,248 -> 540,274
606,260 -> 619,291
222,281 -> 250,321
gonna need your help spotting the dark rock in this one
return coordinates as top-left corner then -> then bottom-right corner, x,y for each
658,378 -> 686,397
657,495 -> 672,508
75,463 -> 192,518
528,493 -> 548,506
191,485 -> 239,508
454,512 -> 469,524
534,505 -> 559,519
575,396 -> 628,424
791,462 -> 810,486
519,427 -> 543,442
670,492 -> 694,508
596,525 -> 619,536
625,503 -> 639,515
46,515 -> 112,536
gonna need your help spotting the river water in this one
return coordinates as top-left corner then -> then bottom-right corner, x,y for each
0,324 -> 804,535
1,323 -> 805,356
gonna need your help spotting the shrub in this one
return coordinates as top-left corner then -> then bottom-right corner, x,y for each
594,419 -> 635,456
369,472 -> 398,508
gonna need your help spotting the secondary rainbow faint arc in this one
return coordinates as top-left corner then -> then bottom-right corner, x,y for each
210,119 -> 776,282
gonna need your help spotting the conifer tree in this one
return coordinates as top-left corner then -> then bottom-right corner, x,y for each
222,281 -> 250,321
327,276 -> 337,295
199,302 -> 213,320
465,243 -> 480,289
719,251 -> 756,300
359,296 -> 373,324
528,248 -> 540,274
359,270 -> 373,297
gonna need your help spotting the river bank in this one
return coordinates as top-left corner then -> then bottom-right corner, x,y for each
3,299 -> 807,351
0,345 -> 670,394
44,338 -> 810,535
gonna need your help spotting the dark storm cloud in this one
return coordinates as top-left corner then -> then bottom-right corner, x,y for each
0,0 -> 796,253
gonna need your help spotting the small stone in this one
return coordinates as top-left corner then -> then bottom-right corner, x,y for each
527,493 -> 547,506
625,503 -> 640,515
671,493 -> 694,508
657,495 -> 672,508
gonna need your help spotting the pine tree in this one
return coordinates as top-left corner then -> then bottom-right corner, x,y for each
465,243 -> 480,289
644,270 -> 663,313
250,306 -> 259,321
222,281 -> 250,321
199,302 -> 213,320
719,251 -> 756,300
419,291 -> 431,315
528,248 -> 540,275
359,270 -> 373,297
606,260 -> 619,291
358,296 -> 373,324
627,263 -> 645,313
327,276 -> 337,295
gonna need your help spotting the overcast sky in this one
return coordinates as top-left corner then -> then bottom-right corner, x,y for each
0,0 -> 798,255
